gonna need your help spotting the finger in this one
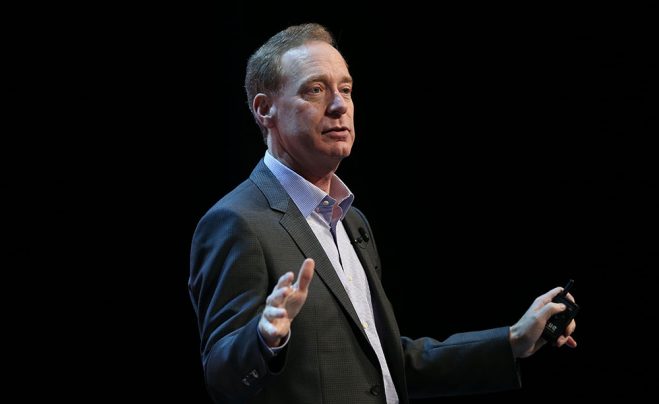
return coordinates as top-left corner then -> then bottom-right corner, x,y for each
544,286 -> 564,302
556,334 -> 577,348
257,317 -> 287,346
564,319 -> 576,336
266,285 -> 292,307
565,336 -> 577,348
275,271 -> 295,289
537,301 -> 566,321
262,306 -> 287,320
565,292 -> 576,304
294,258 -> 315,292
259,318 -> 278,336
533,286 -> 563,308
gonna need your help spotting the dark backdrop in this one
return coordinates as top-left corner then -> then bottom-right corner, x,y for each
9,3 -> 655,402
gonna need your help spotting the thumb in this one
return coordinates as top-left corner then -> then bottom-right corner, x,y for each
538,301 -> 566,321
294,258 -> 315,292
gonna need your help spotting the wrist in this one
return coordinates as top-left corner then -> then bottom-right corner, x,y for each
508,325 -> 522,358
265,336 -> 283,348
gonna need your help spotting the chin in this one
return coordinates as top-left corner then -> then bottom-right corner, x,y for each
333,147 -> 352,159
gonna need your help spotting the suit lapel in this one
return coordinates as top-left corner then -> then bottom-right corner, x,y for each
250,160 -> 368,341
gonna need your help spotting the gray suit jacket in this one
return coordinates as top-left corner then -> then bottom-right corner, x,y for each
189,160 -> 520,403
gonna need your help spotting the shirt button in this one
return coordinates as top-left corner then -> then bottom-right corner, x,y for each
362,321 -> 368,329
322,200 -> 329,206
348,275 -> 353,282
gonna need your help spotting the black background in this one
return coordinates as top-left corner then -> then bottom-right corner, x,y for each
8,3 -> 656,402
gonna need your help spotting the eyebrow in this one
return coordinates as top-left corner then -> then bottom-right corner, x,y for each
301,74 -> 353,86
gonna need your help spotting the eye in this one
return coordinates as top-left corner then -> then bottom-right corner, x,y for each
340,86 -> 352,95
310,86 -> 322,94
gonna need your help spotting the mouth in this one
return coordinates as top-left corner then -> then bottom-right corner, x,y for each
322,126 -> 350,137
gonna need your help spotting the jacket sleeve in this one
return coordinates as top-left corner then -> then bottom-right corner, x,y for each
402,327 -> 521,398
188,207 -> 286,402
349,207 -> 520,397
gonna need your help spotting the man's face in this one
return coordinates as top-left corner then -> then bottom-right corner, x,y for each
269,41 -> 355,175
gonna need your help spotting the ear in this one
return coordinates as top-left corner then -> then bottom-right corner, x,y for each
253,93 -> 276,128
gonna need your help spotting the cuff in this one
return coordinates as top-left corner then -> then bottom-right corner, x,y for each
257,328 -> 290,359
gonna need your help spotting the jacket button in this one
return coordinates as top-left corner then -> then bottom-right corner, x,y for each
370,384 -> 381,396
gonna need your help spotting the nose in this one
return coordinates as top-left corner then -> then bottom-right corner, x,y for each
327,91 -> 348,118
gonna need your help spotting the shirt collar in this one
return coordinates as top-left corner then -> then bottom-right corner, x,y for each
263,151 -> 354,219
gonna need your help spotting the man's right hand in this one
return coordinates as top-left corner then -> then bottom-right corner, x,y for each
258,258 -> 315,348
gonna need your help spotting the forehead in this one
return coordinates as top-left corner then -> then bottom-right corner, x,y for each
280,41 -> 350,81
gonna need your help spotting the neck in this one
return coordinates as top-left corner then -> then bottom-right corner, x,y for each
267,149 -> 337,194
283,157 -> 337,194
303,172 -> 333,194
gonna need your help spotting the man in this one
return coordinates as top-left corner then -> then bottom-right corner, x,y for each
189,23 -> 576,404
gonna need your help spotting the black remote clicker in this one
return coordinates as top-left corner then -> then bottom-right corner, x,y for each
542,279 -> 579,343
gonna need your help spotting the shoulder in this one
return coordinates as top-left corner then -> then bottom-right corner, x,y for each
203,159 -> 285,220
191,187 -> 271,269
192,180 -> 265,234
211,179 -> 265,214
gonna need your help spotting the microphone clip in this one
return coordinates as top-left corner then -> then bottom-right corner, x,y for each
350,227 -> 370,246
